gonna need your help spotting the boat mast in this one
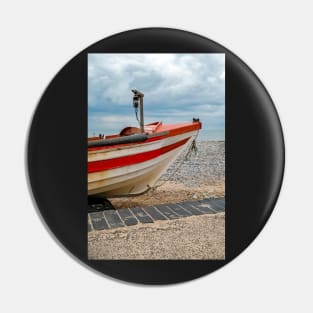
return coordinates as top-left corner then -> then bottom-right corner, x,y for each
131,89 -> 144,133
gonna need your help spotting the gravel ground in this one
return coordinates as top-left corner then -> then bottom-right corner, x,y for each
162,140 -> 225,187
88,213 -> 225,260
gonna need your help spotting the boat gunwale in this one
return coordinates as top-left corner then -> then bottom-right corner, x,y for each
88,122 -> 201,152
88,131 -> 170,154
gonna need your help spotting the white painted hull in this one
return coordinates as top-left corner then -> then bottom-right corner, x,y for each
88,131 -> 197,197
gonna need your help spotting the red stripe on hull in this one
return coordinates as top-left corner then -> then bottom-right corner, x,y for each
88,137 -> 189,173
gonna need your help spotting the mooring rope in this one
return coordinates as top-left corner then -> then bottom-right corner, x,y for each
147,131 -> 199,193
135,107 -> 140,125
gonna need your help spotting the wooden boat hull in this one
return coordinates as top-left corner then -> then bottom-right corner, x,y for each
88,122 -> 201,197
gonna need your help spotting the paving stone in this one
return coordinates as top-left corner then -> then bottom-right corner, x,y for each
89,211 -> 109,230
155,205 -> 179,219
167,203 -> 192,217
207,198 -> 225,212
103,210 -> 124,228
89,198 -> 225,231
179,202 -> 205,215
130,207 -> 154,223
214,198 -> 225,207
117,208 -> 138,226
143,206 -> 168,221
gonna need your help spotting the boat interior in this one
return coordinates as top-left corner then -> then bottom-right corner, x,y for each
88,122 -> 163,142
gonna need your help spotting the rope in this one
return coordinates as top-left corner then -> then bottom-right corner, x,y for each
148,131 -> 199,192
135,108 -> 140,125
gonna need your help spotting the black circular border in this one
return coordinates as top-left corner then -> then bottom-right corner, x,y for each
27,28 -> 285,284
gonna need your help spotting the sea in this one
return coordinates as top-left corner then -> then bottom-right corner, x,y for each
88,129 -> 224,141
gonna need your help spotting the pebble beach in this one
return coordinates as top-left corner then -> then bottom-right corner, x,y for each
111,140 -> 225,208
88,140 -> 225,260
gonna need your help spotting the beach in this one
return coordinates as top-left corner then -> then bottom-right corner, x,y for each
88,213 -> 224,259
111,141 -> 225,209
88,141 -> 225,260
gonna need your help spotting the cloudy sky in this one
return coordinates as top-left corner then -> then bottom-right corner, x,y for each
88,53 -> 225,140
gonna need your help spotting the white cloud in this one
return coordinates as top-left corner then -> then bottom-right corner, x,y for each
88,53 -> 225,138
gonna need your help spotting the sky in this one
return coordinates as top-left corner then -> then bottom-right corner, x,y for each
88,53 -> 225,140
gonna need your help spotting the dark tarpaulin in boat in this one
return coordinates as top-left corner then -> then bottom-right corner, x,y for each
88,133 -> 148,148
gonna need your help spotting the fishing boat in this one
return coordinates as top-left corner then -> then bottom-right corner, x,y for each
88,90 -> 201,198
